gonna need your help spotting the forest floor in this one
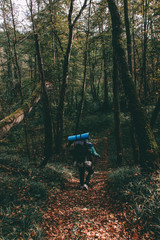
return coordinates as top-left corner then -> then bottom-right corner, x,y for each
41,136 -> 152,240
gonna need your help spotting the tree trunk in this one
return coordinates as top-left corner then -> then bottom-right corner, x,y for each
29,0 -> 53,166
55,24 -> 73,152
132,3 -> 137,87
113,52 -> 123,166
124,0 -> 132,75
107,0 -> 159,172
75,0 -> 91,133
10,0 -> 31,158
10,0 -> 23,102
142,0 -> 148,100
103,49 -> 109,111
2,2 -> 14,95
124,0 -> 139,164
35,33 -> 53,167
55,0 -> 88,153
150,96 -> 160,130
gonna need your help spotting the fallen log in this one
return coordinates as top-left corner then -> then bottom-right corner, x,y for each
0,83 -> 41,138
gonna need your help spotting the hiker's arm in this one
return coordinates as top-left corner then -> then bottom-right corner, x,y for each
91,146 -> 100,157
88,143 -> 100,158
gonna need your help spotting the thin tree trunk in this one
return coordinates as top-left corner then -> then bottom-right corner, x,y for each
55,0 -> 88,153
142,0 -> 148,100
124,0 -> 132,75
75,0 -> 91,133
113,52 -> 123,166
107,0 -> 159,172
35,32 -> 53,167
10,0 -> 23,102
150,96 -> 160,130
132,3 -> 137,87
124,0 -> 139,164
2,3 -> 14,94
29,0 -> 53,166
103,48 -> 109,111
10,0 -> 31,158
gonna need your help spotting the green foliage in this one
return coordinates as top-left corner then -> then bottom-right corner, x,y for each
0,203 -> 43,239
79,112 -> 113,134
107,166 -> 140,193
41,165 -> 68,189
107,166 -> 160,235
0,150 -> 70,239
126,177 -> 160,224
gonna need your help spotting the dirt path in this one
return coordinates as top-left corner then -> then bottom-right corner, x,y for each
41,137 -> 146,239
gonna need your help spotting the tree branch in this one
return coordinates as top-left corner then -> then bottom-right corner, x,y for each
73,0 -> 88,26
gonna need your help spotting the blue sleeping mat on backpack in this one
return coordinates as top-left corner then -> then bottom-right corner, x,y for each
68,132 -> 89,141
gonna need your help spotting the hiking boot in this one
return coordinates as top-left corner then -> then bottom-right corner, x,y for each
83,184 -> 88,190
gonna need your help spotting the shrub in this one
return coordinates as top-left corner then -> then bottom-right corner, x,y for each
107,166 -> 160,236
41,165 -> 69,189
107,166 -> 140,194
126,177 -> 160,225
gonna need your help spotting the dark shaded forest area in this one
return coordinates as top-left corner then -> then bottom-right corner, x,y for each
0,0 -> 160,239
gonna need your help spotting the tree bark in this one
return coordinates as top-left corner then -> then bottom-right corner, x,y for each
107,0 -> 159,172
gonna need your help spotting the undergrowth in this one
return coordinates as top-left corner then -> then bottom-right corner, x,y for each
0,153 -> 71,239
107,167 -> 160,239
0,107 -> 160,239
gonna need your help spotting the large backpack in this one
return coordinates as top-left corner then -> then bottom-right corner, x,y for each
73,141 -> 90,164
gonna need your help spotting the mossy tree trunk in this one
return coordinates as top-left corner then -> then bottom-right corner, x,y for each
107,0 -> 159,172
0,83 -> 41,138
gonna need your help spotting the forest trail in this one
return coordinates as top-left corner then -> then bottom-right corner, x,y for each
42,137 -> 145,240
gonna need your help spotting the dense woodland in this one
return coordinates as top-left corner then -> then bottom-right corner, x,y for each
0,0 -> 160,239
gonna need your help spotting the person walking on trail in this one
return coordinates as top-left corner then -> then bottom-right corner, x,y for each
67,133 -> 100,191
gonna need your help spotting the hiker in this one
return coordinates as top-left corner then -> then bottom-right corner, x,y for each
67,133 -> 100,190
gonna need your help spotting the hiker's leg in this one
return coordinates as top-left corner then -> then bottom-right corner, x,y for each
85,166 -> 94,186
79,166 -> 85,187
